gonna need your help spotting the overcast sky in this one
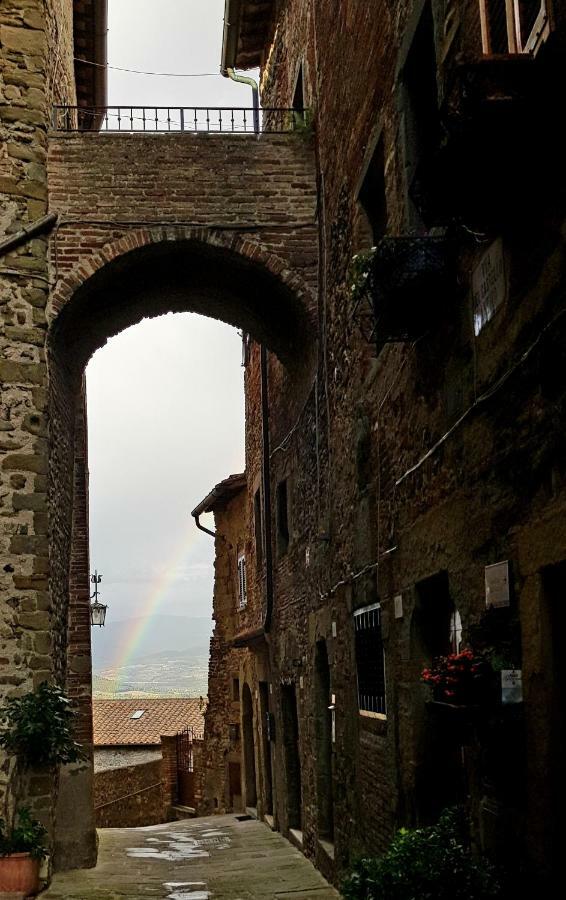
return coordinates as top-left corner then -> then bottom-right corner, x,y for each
87,1 -> 254,637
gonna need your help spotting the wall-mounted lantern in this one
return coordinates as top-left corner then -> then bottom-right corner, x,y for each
90,570 -> 107,627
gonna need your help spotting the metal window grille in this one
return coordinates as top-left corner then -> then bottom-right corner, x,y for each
354,603 -> 387,715
479,1 -> 550,54
237,553 -> 247,609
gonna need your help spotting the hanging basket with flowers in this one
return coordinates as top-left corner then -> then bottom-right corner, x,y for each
421,648 -> 493,707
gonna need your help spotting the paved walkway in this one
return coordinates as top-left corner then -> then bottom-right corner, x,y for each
42,816 -> 340,900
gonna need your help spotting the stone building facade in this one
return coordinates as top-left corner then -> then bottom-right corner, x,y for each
201,0 -> 566,891
1,0 -> 565,891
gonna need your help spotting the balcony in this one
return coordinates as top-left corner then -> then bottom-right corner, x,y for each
354,237 -> 455,355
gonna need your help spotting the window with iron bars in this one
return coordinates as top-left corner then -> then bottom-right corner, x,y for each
354,603 -> 387,717
237,553 -> 247,609
479,1 -> 552,55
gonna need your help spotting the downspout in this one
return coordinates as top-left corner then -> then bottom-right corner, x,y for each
225,68 -> 260,134
260,345 -> 274,633
193,513 -> 215,539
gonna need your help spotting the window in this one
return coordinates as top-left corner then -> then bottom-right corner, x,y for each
292,61 -> 305,122
237,553 -> 247,609
357,135 -> 388,247
402,2 -> 440,227
130,709 -> 145,720
354,603 -> 386,716
232,678 -> 240,701
229,723 -> 241,743
480,1 -> 551,55
276,479 -> 290,556
254,488 -> 263,566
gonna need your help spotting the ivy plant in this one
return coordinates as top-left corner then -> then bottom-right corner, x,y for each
0,807 -> 48,859
0,682 -> 85,767
342,807 -> 501,900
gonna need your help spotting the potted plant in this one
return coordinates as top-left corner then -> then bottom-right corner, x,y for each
0,807 -> 47,895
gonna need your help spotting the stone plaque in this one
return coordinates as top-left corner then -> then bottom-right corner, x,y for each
485,560 -> 510,608
472,238 -> 507,336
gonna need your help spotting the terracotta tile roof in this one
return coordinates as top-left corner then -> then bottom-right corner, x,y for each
93,698 -> 205,747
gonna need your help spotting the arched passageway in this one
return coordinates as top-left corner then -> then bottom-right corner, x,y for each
47,235 -> 314,865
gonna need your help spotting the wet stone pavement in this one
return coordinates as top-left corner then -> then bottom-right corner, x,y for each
42,815 -> 340,900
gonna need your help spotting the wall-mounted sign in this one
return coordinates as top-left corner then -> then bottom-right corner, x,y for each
394,594 -> 404,619
501,669 -> 523,704
472,238 -> 507,336
485,560 -> 510,608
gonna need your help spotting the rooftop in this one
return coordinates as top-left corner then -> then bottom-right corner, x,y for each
93,698 -> 205,746
222,0 -> 274,71
192,472 -> 246,517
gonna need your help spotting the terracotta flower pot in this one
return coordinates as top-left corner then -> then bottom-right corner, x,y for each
0,852 -> 40,895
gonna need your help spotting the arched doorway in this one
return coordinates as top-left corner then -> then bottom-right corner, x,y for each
242,683 -> 258,810
47,235 -> 312,862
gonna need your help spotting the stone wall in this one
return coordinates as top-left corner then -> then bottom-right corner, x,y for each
93,758 -> 164,829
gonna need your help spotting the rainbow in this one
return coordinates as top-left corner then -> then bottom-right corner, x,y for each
110,520 -> 203,685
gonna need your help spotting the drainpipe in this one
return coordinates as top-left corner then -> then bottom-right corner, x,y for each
260,345 -> 274,633
225,68 -> 260,134
193,513 -> 216,539
0,213 -> 58,259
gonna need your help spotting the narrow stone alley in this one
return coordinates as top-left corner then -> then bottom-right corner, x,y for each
42,816 -> 339,900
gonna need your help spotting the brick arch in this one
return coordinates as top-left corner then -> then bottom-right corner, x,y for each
49,227 -> 315,372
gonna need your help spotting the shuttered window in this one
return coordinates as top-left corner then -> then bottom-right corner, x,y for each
237,553 -> 247,609
354,603 -> 387,716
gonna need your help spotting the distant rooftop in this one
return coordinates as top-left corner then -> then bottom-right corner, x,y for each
93,698 -> 205,746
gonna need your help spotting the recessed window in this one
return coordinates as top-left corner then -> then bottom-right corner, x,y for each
292,61 -> 305,121
357,135 -> 387,247
237,553 -> 247,609
232,678 -> 240,701
354,603 -> 386,717
130,709 -> 145,720
229,723 -> 241,743
276,479 -> 290,556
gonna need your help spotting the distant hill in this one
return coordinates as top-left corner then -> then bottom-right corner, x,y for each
91,615 -> 213,670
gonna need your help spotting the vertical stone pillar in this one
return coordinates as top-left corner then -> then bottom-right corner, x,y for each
160,735 -> 178,818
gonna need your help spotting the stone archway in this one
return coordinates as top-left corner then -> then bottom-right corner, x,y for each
46,233 -> 315,867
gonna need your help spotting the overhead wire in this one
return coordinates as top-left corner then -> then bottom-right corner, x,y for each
73,57 -> 219,77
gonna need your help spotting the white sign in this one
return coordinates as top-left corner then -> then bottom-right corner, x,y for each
501,669 -> 523,704
394,594 -> 404,619
472,238 -> 507,336
485,560 -> 510,608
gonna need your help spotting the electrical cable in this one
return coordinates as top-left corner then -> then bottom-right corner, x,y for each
73,57 -> 218,77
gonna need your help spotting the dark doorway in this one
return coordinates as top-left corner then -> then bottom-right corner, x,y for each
242,683 -> 257,808
176,726 -> 195,807
228,761 -> 242,811
259,682 -> 274,815
315,641 -> 334,840
413,571 -> 465,823
538,562 -> 565,880
281,683 -> 302,830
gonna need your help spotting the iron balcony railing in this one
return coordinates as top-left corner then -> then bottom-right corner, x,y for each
51,105 -> 309,134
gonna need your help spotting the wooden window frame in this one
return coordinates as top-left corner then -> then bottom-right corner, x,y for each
480,1 -> 552,55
